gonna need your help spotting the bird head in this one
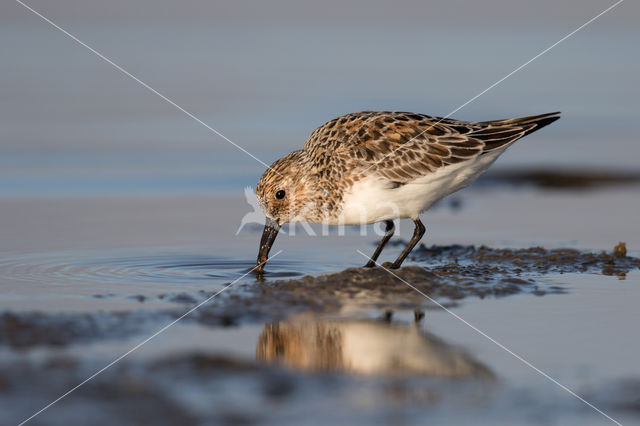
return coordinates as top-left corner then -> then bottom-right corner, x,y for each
255,150 -> 310,272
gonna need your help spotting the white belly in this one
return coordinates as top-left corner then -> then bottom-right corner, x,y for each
337,151 -> 503,225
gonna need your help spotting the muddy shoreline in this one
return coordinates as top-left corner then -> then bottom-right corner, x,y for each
2,241 -> 639,425
2,244 -> 638,349
2,242 -> 639,425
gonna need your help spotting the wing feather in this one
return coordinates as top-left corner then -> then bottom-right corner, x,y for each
302,111 -> 559,184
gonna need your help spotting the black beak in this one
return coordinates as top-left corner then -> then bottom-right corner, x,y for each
256,217 -> 280,273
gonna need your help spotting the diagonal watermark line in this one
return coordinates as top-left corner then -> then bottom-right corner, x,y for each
356,250 -> 622,425
361,0 -> 625,175
18,250 -> 283,426
17,0 -> 624,185
15,0 -> 278,174
433,0 -> 624,125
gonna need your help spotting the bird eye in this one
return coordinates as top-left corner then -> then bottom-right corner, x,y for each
275,190 -> 286,199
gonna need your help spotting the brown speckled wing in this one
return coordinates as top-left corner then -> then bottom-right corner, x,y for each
303,111 -> 559,184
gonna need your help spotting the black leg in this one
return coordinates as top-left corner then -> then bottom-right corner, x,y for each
390,218 -> 425,269
364,220 -> 395,267
382,309 -> 393,322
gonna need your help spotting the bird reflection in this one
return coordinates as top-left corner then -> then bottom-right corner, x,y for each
256,317 -> 493,378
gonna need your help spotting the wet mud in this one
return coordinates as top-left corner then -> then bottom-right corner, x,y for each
0,348 -> 496,426
247,243 -> 639,315
0,311 -> 171,348
479,169 -> 640,189
2,244 -> 638,349
412,242 -> 638,278
2,332 -> 637,425
1,243 -> 639,425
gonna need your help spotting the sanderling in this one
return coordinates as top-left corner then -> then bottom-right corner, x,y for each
255,110 -> 560,271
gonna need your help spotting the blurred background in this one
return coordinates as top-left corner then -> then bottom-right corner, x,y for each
1,0 -> 638,197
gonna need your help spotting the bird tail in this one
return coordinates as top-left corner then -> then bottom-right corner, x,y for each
481,111 -> 561,137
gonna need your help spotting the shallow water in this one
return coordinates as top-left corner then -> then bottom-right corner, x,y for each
1,185 -> 639,425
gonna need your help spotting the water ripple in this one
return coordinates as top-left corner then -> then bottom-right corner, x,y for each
0,249 -> 274,286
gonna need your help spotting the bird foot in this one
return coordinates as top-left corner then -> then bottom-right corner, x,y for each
388,261 -> 401,269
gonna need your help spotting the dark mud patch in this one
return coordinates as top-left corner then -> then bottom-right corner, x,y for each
0,350 -> 495,426
231,243 -> 639,316
3,351 -> 637,426
597,378 -> 640,414
0,358 -> 202,426
479,169 -> 640,190
0,311 -> 171,348
412,243 -> 639,279
253,266 -> 533,314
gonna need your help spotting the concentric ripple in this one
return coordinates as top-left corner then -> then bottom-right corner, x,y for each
0,248 -> 269,286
